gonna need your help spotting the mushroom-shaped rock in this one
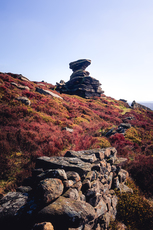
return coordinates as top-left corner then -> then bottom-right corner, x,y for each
69,59 -> 91,72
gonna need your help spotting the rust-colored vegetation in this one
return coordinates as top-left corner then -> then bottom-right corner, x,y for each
0,72 -> 153,228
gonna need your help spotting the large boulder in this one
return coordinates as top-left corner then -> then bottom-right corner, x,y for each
35,156 -> 92,175
0,192 -> 28,227
37,196 -> 96,229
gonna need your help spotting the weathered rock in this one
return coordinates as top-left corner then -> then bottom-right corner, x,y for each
72,181 -> 82,192
33,222 -> 54,230
37,196 -> 96,229
119,184 -> 133,194
36,178 -> 64,205
99,211 -> 111,229
112,176 -> 120,189
36,169 -> 67,183
102,195 -> 112,211
11,82 -> 30,90
0,192 -> 28,226
82,179 -> 91,193
16,186 -> 32,193
114,157 -> 128,166
68,227 -> 83,230
65,150 -> 98,163
111,195 -> 118,210
63,180 -> 74,190
56,59 -> 104,98
63,188 -> 79,200
69,59 -> 91,72
91,163 -> 101,172
85,171 -> 97,182
119,123 -> 131,129
62,127 -> 74,132
118,169 -> 129,184
16,96 -> 31,106
79,191 -> 86,202
36,156 -> 92,175
131,100 -> 152,111
94,198 -> 107,218
7,73 -> 29,81
66,171 -> 81,183
36,87 -> 63,100
70,70 -> 90,80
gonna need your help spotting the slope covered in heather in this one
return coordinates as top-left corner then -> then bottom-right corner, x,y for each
0,72 -> 153,197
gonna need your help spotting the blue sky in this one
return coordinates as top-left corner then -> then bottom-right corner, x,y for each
0,0 -> 153,101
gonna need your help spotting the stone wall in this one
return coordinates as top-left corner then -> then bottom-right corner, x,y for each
0,147 -> 132,230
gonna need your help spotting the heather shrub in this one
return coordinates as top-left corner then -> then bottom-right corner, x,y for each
109,133 -> 133,156
115,178 -> 153,229
127,155 -> 153,197
92,137 -> 111,148
125,127 -> 142,145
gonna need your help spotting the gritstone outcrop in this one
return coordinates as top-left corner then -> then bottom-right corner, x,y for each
56,59 -> 104,98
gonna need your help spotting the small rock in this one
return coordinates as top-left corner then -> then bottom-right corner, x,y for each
63,188 -> 79,200
63,180 -> 74,190
119,184 -> 133,194
16,96 -> 31,106
36,87 -> 63,100
94,198 -> 107,218
66,171 -> 81,183
33,222 -> 54,230
16,186 -> 32,193
11,82 -> 30,90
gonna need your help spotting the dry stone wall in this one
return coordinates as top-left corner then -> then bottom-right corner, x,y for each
0,147 -> 132,230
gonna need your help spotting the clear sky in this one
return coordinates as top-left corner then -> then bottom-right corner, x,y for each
1,0 -> 153,101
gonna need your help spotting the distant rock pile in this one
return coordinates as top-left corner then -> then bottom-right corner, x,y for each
131,100 -> 152,111
56,59 -> 104,98
0,147 -> 132,230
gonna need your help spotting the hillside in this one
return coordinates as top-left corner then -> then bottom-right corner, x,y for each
0,72 -> 153,229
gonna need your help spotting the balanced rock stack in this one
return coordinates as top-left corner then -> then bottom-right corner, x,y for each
56,59 -> 104,98
0,147 -> 132,230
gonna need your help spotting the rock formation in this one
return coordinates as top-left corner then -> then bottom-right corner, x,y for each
0,147 -> 132,230
131,100 -> 152,111
56,59 -> 104,98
